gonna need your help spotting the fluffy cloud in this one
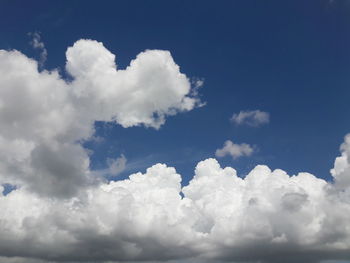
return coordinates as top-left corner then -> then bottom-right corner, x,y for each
0,39 -> 199,198
66,40 -> 197,129
1,40 -> 350,263
215,140 -> 254,159
331,134 -> 350,189
231,110 -> 270,127
1,137 -> 350,262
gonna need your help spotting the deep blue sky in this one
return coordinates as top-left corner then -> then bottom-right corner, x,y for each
1,0 -> 350,184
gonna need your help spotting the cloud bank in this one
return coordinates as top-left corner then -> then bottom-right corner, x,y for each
1,143 -> 350,263
1,40 -> 350,263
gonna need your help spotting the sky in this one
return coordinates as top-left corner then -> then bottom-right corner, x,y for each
1,0 -> 350,263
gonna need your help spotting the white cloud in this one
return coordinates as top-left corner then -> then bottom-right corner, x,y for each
66,40 -> 199,129
0,136 -> 350,262
231,110 -> 270,127
331,134 -> 350,189
1,40 -> 350,263
0,39 -> 200,197
215,140 -> 254,159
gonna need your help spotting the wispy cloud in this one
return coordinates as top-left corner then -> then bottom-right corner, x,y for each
231,110 -> 270,127
92,154 -> 127,178
28,31 -> 47,68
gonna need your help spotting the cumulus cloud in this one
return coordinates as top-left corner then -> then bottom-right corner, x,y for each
1,137 -> 350,262
0,39 -> 200,198
1,40 -> 350,263
231,110 -> 270,127
331,134 -> 350,189
215,140 -> 254,159
28,32 -> 47,68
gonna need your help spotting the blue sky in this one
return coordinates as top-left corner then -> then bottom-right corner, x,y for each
0,0 -> 350,263
2,0 -> 349,183
1,0 -> 350,184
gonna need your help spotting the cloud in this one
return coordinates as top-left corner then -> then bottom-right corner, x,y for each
91,154 -> 127,178
107,154 -> 127,176
331,134 -> 350,189
0,39 -> 200,198
215,140 -> 254,159
0,135 -> 350,262
231,110 -> 270,127
1,40 -> 350,263
66,40 -> 199,129
28,32 -> 47,68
